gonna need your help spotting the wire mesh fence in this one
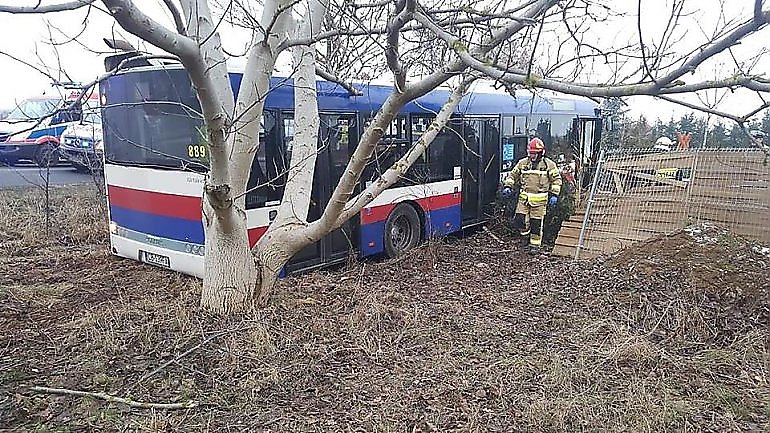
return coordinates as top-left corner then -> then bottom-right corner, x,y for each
554,148 -> 770,259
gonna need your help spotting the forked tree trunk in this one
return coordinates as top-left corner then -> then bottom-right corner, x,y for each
185,0 -> 292,313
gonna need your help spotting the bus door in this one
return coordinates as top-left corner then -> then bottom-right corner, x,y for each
284,112 -> 359,270
571,116 -> 601,189
461,117 -> 501,224
320,113 -> 359,261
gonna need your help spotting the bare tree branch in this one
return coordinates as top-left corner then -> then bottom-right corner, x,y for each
654,8 -> 770,90
278,10 -> 539,51
0,1 -> 95,13
657,94 -> 745,123
315,66 -> 362,95
386,0 -> 415,91
415,5 -> 770,98
332,76 -> 474,226
161,0 -> 187,35
101,0 -> 197,58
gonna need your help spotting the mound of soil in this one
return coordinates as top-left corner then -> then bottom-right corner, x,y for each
1,212 -> 768,432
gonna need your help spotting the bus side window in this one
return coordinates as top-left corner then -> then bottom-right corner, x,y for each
245,110 -> 285,209
429,121 -> 462,182
364,114 -> 408,183
502,116 -> 514,136
323,115 -> 354,167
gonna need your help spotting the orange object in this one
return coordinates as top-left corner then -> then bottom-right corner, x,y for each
676,131 -> 692,150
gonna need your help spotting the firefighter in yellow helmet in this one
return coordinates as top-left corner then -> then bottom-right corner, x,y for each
501,137 -> 562,254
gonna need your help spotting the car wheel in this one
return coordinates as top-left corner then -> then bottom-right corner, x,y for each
383,204 -> 422,258
34,143 -> 60,168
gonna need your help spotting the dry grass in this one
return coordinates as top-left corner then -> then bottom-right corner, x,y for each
0,185 -> 107,256
0,185 -> 768,432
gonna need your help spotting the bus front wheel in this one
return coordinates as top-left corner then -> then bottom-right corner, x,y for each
384,204 -> 421,258
34,143 -> 59,168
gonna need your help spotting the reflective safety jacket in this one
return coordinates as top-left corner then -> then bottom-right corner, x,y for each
503,157 -> 562,204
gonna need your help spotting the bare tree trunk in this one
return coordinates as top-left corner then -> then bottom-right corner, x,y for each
230,0 -> 293,206
196,0 -> 293,313
200,200 -> 259,313
253,0 -> 329,305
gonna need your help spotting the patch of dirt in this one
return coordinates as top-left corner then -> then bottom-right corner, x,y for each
1,187 -> 768,432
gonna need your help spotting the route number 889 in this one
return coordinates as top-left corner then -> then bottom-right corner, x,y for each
188,144 -> 207,159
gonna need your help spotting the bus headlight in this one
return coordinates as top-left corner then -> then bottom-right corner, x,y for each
109,221 -> 118,234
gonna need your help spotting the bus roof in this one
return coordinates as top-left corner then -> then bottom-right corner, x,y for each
113,65 -> 599,117
252,76 -> 598,116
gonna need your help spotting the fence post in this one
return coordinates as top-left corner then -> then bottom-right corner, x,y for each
685,149 -> 699,223
575,149 -> 606,259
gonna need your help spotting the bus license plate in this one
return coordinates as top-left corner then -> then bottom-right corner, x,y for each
139,250 -> 170,268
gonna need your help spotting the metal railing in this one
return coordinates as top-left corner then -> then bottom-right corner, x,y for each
574,148 -> 769,258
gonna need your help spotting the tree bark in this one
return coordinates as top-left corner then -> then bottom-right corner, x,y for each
230,0 -> 294,207
253,0 -> 329,305
200,198 -> 259,314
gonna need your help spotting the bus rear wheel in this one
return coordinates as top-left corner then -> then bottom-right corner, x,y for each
34,143 -> 60,168
384,204 -> 421,258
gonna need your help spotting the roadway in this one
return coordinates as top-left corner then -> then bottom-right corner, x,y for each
0,163 -> 101,188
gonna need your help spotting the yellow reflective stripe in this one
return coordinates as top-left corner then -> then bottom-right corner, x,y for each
548,168 -> 560,176
522,169 -> 548,175
521,192 -> 548,202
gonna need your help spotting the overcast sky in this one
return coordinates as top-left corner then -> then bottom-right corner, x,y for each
0,0 -> 767,125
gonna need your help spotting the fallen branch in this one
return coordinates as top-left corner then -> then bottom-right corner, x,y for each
29,386 -> 198,410
483,226 -> 504,244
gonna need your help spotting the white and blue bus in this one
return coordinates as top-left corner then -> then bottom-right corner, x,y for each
100,56 -> 601,276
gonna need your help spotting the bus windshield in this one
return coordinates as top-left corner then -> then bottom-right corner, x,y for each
101,68 -> 206,170
5,98 -> 61,121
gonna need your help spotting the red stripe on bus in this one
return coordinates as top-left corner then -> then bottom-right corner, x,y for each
248,226 -> 268,247
360,203 -> 397,225
107,184 -> 202,221
360,192 -> 461,225
416,192 -> 461,211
